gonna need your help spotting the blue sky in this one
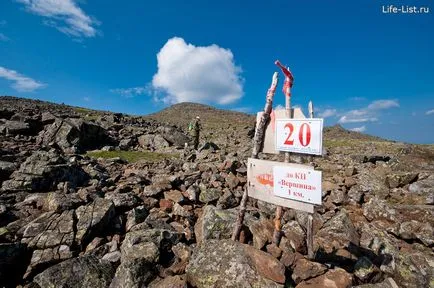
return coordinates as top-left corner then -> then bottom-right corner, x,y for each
0,0 -> 433,143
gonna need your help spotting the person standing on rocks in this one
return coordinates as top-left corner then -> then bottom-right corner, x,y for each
189,116 -> 202,150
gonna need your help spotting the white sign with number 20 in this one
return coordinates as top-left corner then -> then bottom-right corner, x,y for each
275,118 -> 323,155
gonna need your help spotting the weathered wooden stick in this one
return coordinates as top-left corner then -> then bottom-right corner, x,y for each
251,72 -> 278,158
272,61 -> 294,245
307,214 -> 314,259
232,72 -> 279,241
307,100 -> 315,259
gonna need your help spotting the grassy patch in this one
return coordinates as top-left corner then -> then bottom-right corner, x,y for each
75,107 -> 92,114
85,150 -> 178,163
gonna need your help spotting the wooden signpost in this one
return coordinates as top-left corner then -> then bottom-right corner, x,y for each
233,60 -> 323,259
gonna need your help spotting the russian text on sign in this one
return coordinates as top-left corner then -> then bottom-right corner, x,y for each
247,158 -> 314,213
273,165 -> 322,205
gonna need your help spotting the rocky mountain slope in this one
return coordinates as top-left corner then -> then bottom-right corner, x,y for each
0,95 -> 433,288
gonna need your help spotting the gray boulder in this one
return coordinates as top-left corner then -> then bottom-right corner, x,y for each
104,192 -> 140,210
109,242 -> 158,288
315,210 -> 359,258
363,197 -> 398,222
37,118 -> 108,153
33,255 -> 115,288
158,126 -> 190,148
385,172 -> 418,188
194,205 -> 258,244
43,192 -> 85,212
118,137 -> 136,150
198,186 -> 221,204
409,175 -> 434,196
125,206 -> 149,232
1,150 -> 88,192
195,205 -> 239,243
138,134 -> 170,150
186,239 -> 285,287
110,229 -> 183,288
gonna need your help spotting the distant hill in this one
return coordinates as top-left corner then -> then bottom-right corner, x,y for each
146,102 -> 255,131
0,96 -> 413,145
323,124 -> 385,142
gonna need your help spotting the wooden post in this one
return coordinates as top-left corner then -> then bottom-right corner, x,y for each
272,61 -> 294,245
307,100 -> 315,259
307,101 -> 315,164
307,214 -> 314,259
232,72 -> 279,241
308,100 -> 314,118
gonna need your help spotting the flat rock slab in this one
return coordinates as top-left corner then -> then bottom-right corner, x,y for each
186,239 -> 285,288
1,150 -> 88,192
33,255 -> 115,288
76,198 -> 115,248
194,205 -> 255,244
19,210 -> 76,278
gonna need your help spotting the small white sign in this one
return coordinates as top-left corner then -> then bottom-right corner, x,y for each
275,118 -> 323,155
247,158 -> 314,213
273,165 -> 322,205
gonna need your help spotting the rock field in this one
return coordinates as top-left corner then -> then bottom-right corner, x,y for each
0,96 -> 433,288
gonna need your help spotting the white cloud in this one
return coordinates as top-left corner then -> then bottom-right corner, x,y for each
338,115 -> 377,124
151,37 -> 243,105
0,66 -> 46,92
426,109 -> 434,115
83,96 -> 90,102
367,99 -> 399,110
350,126 -> 366,132
318,108 -> 337,118
231,107 -> 251,113
338,99 -> 399,124
16,0 -> 99,38
110,86 -> 148,98
0,33 -> 9,42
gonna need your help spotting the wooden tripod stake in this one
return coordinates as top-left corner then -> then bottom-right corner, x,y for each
272,61 -> 293,245
232,72 -> 279,241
